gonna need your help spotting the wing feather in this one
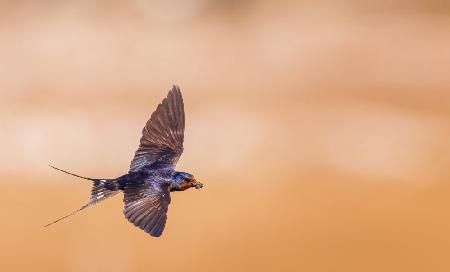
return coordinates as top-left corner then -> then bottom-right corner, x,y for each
130,86 -> 185,172
123,181 -> 171,237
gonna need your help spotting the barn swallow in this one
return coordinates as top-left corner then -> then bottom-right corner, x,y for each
45,85 -> 203,237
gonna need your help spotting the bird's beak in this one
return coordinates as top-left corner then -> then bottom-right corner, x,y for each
194,181 -> 203,189
189,176 -> 203,189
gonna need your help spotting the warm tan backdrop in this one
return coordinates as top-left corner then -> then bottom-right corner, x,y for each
1,1 -> 450,272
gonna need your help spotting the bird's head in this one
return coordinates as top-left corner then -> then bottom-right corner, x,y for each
172,172 -> 203,191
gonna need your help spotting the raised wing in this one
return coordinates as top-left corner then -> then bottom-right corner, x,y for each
130,86 -> 185,172
123,180 -> 171,237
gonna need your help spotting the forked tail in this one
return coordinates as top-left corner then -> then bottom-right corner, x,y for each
49,165 -> 99,181
44,165 -> 120,227
44,203 -> 91,227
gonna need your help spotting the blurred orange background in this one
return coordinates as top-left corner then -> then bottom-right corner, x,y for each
1,1 -> 450,271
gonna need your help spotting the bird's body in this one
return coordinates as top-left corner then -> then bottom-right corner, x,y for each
46,86 -> 203,237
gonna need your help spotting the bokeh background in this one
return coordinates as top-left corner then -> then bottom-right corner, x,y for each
1,1 -> 450,271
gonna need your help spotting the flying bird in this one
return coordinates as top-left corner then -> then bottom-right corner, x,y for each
45,85 -> 203,237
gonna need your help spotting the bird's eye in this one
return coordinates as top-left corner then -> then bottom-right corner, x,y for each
186,176 -> 195,182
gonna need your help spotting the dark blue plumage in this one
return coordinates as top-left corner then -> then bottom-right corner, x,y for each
46,86 -> 203,237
